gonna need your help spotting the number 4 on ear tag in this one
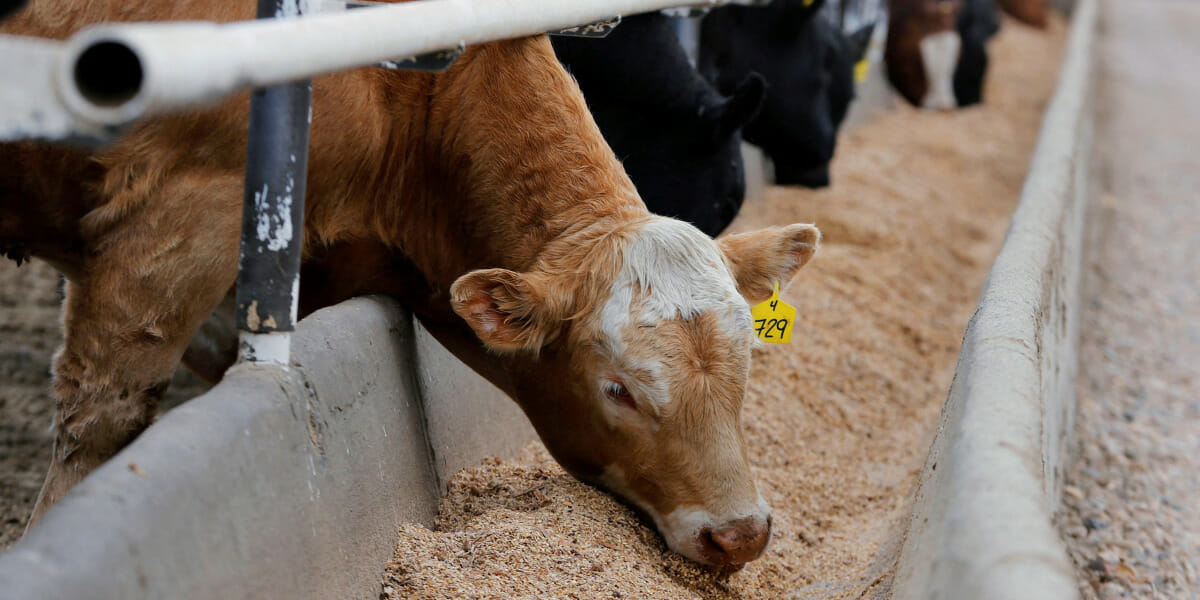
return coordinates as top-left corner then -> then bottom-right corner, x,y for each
751,282 -> 796,344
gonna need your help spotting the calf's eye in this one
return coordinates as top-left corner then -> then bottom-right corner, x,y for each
603,380 -> 637,411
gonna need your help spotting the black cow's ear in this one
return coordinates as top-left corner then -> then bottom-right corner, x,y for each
711,73 -> 766,142
847,22 -> 876,62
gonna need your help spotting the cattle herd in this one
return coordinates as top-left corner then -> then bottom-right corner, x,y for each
0,0 -> 1051,570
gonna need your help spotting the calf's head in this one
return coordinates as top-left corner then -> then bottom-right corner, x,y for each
451,217 -> 820,567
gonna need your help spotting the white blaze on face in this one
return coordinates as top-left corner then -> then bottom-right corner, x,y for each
598,217 -> 749,410
594,217 -> 771,565
919,30 -> 962,110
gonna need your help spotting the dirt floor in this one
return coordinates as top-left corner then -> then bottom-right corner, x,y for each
0,263 -> 209,548
379,16 -> 1067,600
0,260 -> 62,545
1056,1 -> 1200,599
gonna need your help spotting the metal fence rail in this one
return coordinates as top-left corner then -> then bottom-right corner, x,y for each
0,0 -> 777,144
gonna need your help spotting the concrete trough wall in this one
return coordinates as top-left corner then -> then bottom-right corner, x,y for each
890,1 -> 1097,599
0,297 -> 528,600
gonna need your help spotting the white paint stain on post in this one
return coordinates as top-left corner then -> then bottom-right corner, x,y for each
290,274 -> 301,325
252,181 -> 294,252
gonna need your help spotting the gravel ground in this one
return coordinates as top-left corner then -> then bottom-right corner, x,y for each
382,16 -> 1066,599
1056,1 -> 1200,598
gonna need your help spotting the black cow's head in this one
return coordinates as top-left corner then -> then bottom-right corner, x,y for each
700,1 -> 874,189
593,74 -> 764,238
553,13 -> 766,238
953,0 -> 1001,106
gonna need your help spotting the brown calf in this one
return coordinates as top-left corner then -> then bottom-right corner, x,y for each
0,0 -> 821,567
886,0 -> 963,109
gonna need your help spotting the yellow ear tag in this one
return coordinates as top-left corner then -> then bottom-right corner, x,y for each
854,58 -> 871,84
803,0 -> 815,6
750,282 -> 796,344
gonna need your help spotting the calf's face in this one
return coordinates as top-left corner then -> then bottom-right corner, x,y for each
451,218 -> 820,567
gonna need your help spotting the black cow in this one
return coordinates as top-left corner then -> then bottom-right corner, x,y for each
699,0 -> 874,188
552,13 -> 765,238
954,0 -> 1001,106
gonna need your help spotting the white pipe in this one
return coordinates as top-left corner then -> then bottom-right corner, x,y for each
56,0 -> 765,129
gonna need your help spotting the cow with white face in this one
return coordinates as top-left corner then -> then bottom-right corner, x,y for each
444,218 -> 820,567
886,0 -> 965,110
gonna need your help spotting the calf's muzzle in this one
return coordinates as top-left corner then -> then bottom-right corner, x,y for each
697,515 -> 773,567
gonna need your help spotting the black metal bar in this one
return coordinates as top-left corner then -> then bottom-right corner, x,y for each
235,0 -> 312,361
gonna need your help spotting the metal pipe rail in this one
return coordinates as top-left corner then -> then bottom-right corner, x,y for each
1,0 -> 766,144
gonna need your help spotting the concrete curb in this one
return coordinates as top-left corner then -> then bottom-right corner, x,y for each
0,297 -> 527,600
890,1 -> 1096,599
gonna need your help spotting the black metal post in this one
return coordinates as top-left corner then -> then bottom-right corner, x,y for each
235,0 -> 312,365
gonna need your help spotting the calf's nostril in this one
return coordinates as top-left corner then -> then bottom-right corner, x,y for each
710,526 -> 746,554
705,519 -> 770,565
700,527 -> 726,558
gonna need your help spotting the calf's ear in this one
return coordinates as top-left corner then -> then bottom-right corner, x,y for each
717,223 -> 821,303
450,269 -> 565,353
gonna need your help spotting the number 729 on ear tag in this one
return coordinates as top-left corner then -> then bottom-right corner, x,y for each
750,282 -> 796,343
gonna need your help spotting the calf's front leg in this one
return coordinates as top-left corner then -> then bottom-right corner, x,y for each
27,173 -> 243,529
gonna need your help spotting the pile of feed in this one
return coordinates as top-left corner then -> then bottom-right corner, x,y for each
380,16 -> 1066,600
